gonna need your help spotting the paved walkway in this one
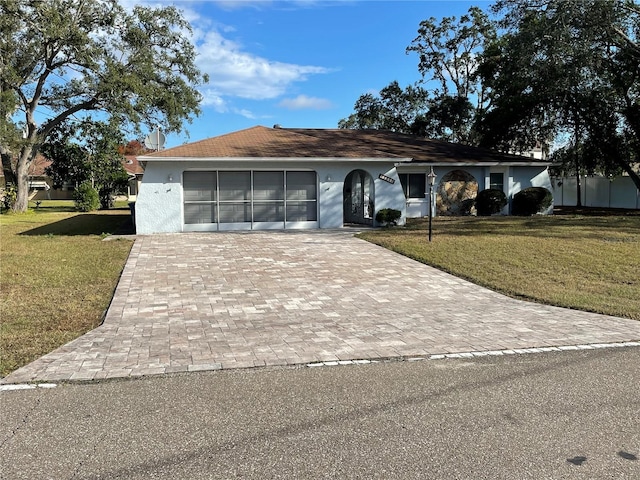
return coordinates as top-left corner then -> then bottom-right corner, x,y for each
3,231 -> 640,384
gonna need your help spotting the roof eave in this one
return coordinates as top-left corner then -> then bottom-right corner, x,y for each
138,156 -> 405,163
397,161 -> 551,167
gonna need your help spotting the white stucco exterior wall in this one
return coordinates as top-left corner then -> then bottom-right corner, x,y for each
318,162 -> 407,228
510,166 -> 553,212
135,159 -> 407,234
135,162 -> 183,234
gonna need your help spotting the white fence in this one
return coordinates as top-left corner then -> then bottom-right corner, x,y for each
552,176 -> 640,209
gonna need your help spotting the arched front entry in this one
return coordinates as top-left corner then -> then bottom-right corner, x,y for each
343,169 -> 374,225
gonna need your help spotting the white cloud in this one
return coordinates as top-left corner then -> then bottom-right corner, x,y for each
278,95 -> 333,110
121,1 -> 333,106
199,90 -> 228,111
196,31 -> 330,100
232,108 -> 258,119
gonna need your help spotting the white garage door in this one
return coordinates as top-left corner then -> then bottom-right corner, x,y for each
183,170 -> 318,231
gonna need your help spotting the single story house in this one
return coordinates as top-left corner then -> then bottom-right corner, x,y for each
134,125 -> 552,234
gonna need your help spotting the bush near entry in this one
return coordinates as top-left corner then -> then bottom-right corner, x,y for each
376,208 -> 402,226
512,187 -> 553,216
476,188 -> 508,216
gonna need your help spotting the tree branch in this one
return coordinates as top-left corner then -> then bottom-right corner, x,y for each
39,98 -> 99,139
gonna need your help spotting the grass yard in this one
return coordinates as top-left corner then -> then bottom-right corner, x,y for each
358,214 -> 640,321
0,201 -> 133,377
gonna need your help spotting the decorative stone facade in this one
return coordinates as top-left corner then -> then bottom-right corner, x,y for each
436,170 -> 478,216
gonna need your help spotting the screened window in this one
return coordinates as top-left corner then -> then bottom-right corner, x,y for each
184,203 -> 216,224
286,171 -> 317,222
286,171 -> 317,200
286,201 -> 318,222
184,172 -> 216,201
219,171 -> 251,201
183,172 -> 217,224
182,170 -> 317,226
219,203 -> 252,223
253,171 -> 284,201
399,173 -> 426,199
253,202 -> 285,222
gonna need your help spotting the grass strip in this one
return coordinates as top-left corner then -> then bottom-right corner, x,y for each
0,203 -> 133,376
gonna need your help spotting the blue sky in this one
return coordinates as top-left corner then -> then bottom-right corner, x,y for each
128,1 -> 492,148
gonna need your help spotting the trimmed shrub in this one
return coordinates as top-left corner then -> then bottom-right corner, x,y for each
512,187 -> 553,216
375,208 -> 402,226
476,188 -> 508,216
459,198 -> 476,216
1,184 -> 17,212
73,181 -> 100,212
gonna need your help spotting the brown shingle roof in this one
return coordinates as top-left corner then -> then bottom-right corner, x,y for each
145,126 -> 399,159
142,125 -> 548,165
123,155 -> 144,175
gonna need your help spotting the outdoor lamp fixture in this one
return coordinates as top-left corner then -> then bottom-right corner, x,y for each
168,174 -> 173,182
427,166 -> 437,242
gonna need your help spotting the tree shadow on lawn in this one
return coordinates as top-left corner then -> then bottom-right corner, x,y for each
21,212 -> 135,236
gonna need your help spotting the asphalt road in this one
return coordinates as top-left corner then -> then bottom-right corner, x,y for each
1,348 -> 639,479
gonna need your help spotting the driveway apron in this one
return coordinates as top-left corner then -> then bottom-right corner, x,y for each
3,231 -> 640,383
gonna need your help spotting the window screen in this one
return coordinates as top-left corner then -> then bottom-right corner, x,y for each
219,171 -> 251,201
183,172 -> 216,201
253,171 -> 284,201
286,171 -> 317,200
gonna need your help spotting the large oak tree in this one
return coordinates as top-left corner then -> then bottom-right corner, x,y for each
0,0 -> 207,212
479,0 -> 640,191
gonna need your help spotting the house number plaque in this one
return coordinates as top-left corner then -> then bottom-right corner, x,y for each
378,174 -> 395,184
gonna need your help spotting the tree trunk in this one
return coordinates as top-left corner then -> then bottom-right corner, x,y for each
12,147 -> 35,212
1,150 -> 17,186
614,154 -> 640,193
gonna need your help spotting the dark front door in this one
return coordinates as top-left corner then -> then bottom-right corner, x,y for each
343,170 -> 374,225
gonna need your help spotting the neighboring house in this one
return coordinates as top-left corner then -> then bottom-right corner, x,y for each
134,125 -> 552,234
0,155 -> 71,201
123,155 -> 145,200
1,154 -> 144,202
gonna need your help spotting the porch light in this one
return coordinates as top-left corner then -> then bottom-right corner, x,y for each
428,167 -> 437,187
427,167 -> 437,242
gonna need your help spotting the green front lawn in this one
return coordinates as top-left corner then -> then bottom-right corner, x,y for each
0,202 -> 133,377
358,215 -> 640,321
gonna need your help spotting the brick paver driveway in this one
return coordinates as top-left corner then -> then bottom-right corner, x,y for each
3,231 -> 640,384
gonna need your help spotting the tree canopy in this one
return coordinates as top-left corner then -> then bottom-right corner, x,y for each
339,7 -> 495,145
337,81 -> 428,133
42,120 -> 130,209
0,0 -> 208,211
478,0 -> 640,189
338,1 -> 640,191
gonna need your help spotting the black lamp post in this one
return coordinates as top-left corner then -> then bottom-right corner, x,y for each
427,166 -> 437,242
